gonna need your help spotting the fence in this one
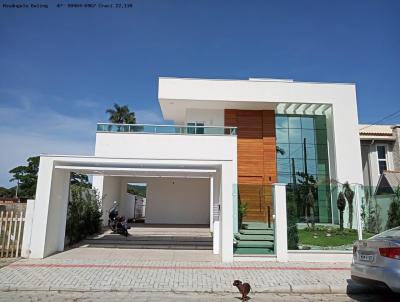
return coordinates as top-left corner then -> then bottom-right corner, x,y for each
0,211 -> 25,258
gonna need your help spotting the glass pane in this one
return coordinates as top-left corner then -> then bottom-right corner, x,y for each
315,129 -> 327,144
305,144 -> 316,159
301,117 -> 314,129
278,173 -> 291,184
292,158 -> 304,174
379,161 -> 387,174
314,116 -> 326,129
316,144 -> 328,160
305,160 -> 317,175
277,159 -> 291,173
289,144 -> 303,159
289,128 -> 302,143
277,143 -> 289,158
276,116 -> 289,128
302,129 -> 315,145
276,128 -> 289,143
317,160 -> 329,175
377,146 -> 386,159
288,116 -> 301,128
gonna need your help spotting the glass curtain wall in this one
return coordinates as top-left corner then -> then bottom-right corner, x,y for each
276,115 -> 332,223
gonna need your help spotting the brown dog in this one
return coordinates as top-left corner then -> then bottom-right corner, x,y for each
233,279 -> 251,301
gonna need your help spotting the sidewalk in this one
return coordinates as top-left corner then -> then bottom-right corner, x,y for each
0,248 -> 369,294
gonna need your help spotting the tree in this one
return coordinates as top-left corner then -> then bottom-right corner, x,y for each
337,192 -> 346,231
106,103 -> 136,124
386,186 -> 400,229
9,156 -> 40,198
70,172 -> 91,188
343,182 -> 355,229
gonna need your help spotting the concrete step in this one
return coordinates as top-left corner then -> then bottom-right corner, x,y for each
234,247 -> 274,255
242,222 -> 273,230
234,234 -> 274,241
235,240 -> 274,248
240,229 -> 274,235
82,239 -> 213,246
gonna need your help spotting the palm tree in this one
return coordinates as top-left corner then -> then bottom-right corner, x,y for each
343,182 -> 355,229
106,103 -> 136,124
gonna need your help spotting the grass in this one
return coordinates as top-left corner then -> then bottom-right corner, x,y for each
298,227 -> 375,247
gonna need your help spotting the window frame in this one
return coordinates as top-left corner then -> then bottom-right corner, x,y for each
376,144 -> 388,175
187,121 -> 205,134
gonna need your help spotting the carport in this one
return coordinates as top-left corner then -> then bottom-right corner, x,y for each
23,155 -> 235,262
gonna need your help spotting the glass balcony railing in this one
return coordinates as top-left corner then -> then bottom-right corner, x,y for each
96,123 -> 237,135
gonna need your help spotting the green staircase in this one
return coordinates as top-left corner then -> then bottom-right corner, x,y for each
234,222 -> 275,255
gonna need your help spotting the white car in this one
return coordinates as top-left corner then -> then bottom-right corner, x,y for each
351,227 -> 400,293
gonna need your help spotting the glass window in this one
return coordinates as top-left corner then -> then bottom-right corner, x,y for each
306,160 -> 317,175
302,129 -> 315,145
276,128 -> 289,143
316,144 -> 328,159
276,144 -> 289,158
289,144 -> 303,159
276,116 -> 289,128
379,161 -> 387,175
292,158 -> 304,174
377,146 -> 386,160
277,159 -> 290,173
301,117 -> 314,129
289,128 -> 302,143
314,116 -> 327,129
288,116 -> 301,128
315,129 -> 327,144
305,144 -> 316,159
278,173 -> 291,184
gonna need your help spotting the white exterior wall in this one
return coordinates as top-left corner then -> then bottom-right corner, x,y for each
100,176 -> 121,226
185,108 -> 224,126
159,77 -> 364,185
95,132 -> 237,163
145,178 -> 210,224
116,177 -> 210,224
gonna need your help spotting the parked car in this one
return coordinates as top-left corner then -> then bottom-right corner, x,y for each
351,227 -> 400,293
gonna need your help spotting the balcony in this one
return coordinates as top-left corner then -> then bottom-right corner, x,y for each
96,123 -> 237,135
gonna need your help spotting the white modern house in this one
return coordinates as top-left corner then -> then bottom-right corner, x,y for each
23,77 -> 364,262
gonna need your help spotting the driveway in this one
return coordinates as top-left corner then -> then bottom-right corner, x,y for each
0,246 -> 370,294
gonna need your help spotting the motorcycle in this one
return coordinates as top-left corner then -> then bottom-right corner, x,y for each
108,201 -> 130,237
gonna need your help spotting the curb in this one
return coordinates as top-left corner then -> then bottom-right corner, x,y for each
0,284 -> 373,294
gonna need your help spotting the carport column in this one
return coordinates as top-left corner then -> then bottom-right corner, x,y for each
274,183 -> 288,262
220,163 -> 234,262
29,157 -> 70,258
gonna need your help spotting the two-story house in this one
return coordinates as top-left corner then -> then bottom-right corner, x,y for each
24,77 -> 364,262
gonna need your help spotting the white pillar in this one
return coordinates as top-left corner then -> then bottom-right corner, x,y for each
354,184 -> 363,240
220,163 -> 234,262
274,183 -> 288,262
21,199 -> 35,258
213,221 -> 220,254
210,176 -> 214,232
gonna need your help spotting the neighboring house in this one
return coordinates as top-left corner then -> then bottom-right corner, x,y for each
24,77 -> 363,262
359,124 -> 400,191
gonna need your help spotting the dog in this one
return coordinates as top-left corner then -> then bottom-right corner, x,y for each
233,279 -> 251,301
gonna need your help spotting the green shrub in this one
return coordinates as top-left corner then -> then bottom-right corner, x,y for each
386,186 -> 400,230
65,185 -> 102,246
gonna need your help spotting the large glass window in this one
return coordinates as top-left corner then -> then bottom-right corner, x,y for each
276,114 -> 331,224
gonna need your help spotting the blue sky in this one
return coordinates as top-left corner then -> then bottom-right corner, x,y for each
0,0 -> 399,186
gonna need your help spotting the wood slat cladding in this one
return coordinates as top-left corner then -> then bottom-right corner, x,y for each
225,109 -> 277,222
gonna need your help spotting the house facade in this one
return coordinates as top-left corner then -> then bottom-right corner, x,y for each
23,77 -> 364,262
359,124 -> 400,191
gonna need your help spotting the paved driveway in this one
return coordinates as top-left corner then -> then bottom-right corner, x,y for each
0,247 -> 367,294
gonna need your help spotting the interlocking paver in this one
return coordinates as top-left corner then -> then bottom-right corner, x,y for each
0,247 -> 367,294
